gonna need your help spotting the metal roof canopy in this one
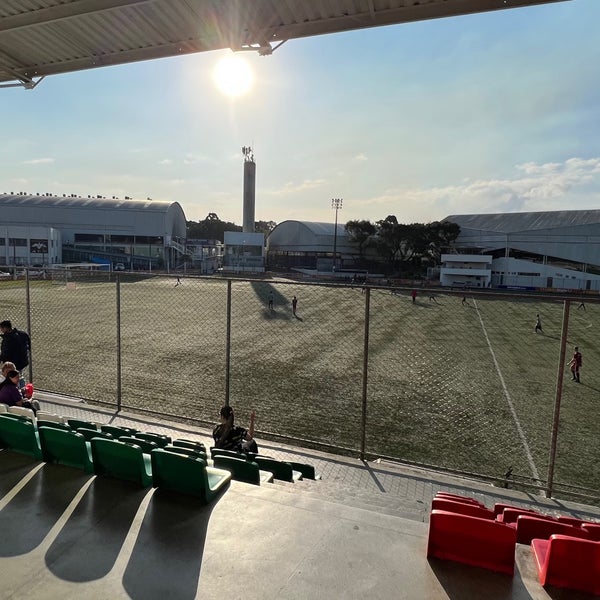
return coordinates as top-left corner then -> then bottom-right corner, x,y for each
0,0 -> 568,89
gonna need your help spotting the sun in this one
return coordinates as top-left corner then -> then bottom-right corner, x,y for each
212,55 -> 254,98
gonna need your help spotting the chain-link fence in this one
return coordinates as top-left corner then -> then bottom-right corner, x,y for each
5,269 -> 600,502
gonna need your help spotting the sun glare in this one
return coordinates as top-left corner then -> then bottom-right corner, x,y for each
212,55 -> 253,98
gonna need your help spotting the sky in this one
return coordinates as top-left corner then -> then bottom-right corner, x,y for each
1,0 -> 599,228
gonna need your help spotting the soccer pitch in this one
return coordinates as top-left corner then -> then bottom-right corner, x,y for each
2,275 -> 599,496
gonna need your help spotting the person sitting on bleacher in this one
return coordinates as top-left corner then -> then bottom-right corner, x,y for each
0,369 -> 38,414
213,405 -> 258,453
1,362 -> 39,410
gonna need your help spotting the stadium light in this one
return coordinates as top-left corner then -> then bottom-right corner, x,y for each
331,198 -> 343,271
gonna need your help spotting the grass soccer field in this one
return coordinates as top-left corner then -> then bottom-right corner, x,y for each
2,275 -> 599,496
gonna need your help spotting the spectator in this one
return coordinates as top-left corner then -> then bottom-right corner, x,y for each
213,405 -> 258,453
0,369 -> 37,413
0,320 -> 30,371
1,361 -> 39,410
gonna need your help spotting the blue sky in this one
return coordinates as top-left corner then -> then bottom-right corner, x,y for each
1,0 -> 599,227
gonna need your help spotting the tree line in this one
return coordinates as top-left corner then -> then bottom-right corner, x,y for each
345,216 -> 460,272
186,213 -> 460,274
186,213 -> 276,241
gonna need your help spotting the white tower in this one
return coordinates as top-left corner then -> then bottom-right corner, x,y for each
242,146 -> 256,233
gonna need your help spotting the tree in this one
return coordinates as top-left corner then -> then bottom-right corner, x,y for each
255,220 -> 277,236
373,217 -> 460,272
375,216 -> 405,267
345,220 -> 376,258
186,214 -> 241,242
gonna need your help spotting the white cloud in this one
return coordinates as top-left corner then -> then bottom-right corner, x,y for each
159,159 -> 173,165
356,157 -> 600,222
22,158 -> 54,165
269,178 -> 327,195
354,153 -> 368,161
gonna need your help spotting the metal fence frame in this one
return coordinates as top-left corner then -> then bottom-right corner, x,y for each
14,270 -> 599,502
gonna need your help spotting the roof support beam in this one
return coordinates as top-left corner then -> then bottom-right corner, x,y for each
0,0 -> 152,33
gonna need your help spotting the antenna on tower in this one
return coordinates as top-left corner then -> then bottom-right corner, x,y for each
242,146 -> 254,162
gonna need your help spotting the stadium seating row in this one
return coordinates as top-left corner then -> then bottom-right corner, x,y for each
0,409 -> 320,489
427,491 -> 600,595
0,415 -> 229,504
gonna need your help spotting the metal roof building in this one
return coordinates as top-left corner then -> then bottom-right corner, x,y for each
0,192 -> 186,269
444,210 -> 600,290
267,220 -> 356,272
446,210 -> 600,266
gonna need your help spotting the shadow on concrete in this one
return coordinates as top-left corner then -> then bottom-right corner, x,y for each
0,464 -> 92,557
122,489 -> 216,600
0,450 -> 42,501
428,557 -> 533,600
45,477 -> 150,581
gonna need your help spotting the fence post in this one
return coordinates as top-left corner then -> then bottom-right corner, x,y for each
116,274 -> 122,411
546,299 -> 570,498
25,270 -> 33,383
360,286 -> 371,460
224,279 -> 232,406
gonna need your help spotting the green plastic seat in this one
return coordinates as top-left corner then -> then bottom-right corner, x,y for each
173,439 -> 206,452
289,461 -> 319,480
252,455 -> 302,482
76,428 -> 114,441
37,420 -> 72,432
101,424 -> 138,438
7,405 -> 35,420
134,432 -> 171,447
91,437 -> 152,487
213,455 -> 273,485
38,426 -> 94,473
0,414 -> 42,459
211,447 -> 247,460
0,412 -> 31,423
67,418 -> 97,431
150,448 -> 231,503
163,444 -> 207,461
120,436 -> 159,454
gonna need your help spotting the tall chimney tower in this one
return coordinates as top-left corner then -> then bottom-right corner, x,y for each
242,146 -> 256,233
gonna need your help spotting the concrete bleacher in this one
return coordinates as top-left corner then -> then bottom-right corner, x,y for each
1,393 -> 599,599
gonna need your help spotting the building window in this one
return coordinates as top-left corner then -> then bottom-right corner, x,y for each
9,238 -> 27,247
75,233 -> 103,243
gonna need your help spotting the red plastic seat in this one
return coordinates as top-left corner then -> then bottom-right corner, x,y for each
498,507 -> 548,525
434,492 -> 485,507
431,498 -> 495,520
516,515 -> 591,545
531,535 -> 600,595
582,523 -> 600,541
427,509 -> 516,575
493,502 -> 539,518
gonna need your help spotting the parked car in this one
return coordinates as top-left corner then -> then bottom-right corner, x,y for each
114,263 -> 126,271
0,271 -> 11,278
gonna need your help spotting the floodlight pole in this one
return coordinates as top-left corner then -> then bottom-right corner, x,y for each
546,299 -> 571,498
331,198 -> 343,272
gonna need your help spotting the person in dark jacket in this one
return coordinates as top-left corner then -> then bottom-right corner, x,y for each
0,320 -> 30,371
213,405 -> 258,453
0,369 -> 37,413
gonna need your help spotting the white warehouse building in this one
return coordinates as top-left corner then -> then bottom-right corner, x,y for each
0,193 -> 187,270
443,210 -> 600,291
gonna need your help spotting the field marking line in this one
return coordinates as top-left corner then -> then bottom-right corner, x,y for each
473,299 -> 541,483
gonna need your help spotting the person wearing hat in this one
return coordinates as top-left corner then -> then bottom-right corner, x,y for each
213,405 -> 258,453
